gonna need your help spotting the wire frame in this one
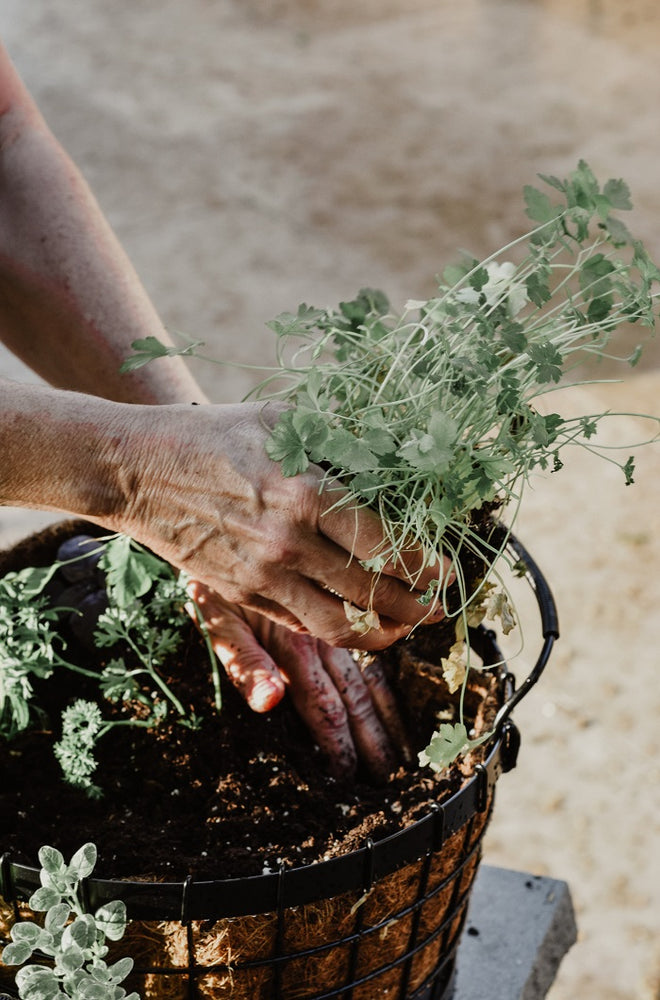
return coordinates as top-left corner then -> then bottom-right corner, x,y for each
124,804 -> 492,1000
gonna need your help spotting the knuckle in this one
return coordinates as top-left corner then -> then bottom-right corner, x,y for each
342,682 -> 375,723
279,472 -> 318,518
273,630 -> 315,662
223,582 -> 253,606
286,472 -> 314,506
261,526 -> 300,570
313,689 -> 349,734
372,572 -> 405,609
292,474 -> 327,528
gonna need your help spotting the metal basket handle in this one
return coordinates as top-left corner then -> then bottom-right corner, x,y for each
490,526 -> 560,736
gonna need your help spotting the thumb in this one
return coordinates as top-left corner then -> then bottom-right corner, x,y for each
186,580 -> 286,713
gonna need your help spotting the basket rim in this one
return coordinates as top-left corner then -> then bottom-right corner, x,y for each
0,722 -> 513,921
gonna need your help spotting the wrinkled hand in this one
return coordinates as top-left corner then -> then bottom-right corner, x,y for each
109,399 -> 451,651
186,580 -> 413,781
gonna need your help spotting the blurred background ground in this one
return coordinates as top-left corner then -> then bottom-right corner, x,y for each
1,1 -> 659,996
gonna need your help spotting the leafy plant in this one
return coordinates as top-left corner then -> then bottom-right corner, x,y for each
0,572 -> 63,739
123,160 -> 660,766
0,533 -> 219,797
255,166 -> 658,576
1,843 -> 139,1000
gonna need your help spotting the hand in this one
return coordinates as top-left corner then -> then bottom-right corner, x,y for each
109,399 -> 452,651
186,580 -> 413,781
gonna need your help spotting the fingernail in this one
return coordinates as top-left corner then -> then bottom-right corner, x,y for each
250,679 -> 283,713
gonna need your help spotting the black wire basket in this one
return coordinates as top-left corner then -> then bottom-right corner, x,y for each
0,530 -> 558,1000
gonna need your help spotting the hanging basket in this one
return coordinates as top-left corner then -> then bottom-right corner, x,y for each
0,528 -> 557,1000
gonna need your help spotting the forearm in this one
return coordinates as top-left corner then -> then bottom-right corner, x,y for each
0,378 -> 130,519
0,42 -> 203,406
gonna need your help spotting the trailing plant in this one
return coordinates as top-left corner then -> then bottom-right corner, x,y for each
254,166 -> 657,571
123,160 -> 660,767
0,533 -> 219,797
0,842 -> 139,1000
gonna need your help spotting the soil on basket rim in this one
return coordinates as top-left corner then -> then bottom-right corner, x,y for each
0,522 -> 500,884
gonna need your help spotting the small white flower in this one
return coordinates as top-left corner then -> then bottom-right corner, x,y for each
343,601 -> 381,635
484,589 -> 517,634
441,642 -> 467,694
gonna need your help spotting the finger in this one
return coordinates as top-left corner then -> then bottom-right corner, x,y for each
268,630 -> 358,779
186,581 -> 286,712
267,527 -> 446,632
188,558 -> 414,651
203,565 -> 413,650
317,484 -> 455,591
320,644 -> 397,783
360,655 -> 414,765
187,584 -> 398,778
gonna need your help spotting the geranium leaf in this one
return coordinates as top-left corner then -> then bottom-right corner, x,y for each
265,412 -> 309,477
323,428 -> 378,473
418,723 -> 471,772
603,178 -> 632,211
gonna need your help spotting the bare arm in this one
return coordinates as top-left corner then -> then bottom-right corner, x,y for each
0,40 -> 443,637
0,40 -> 200,404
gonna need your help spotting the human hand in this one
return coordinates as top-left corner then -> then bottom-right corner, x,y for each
108,399 -> 452,651
186,580 -> 413,781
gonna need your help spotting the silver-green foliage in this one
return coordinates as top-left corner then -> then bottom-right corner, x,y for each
1,843 -> 139,1000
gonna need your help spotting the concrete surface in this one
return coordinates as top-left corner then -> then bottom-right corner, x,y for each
452,867 -> 577,1000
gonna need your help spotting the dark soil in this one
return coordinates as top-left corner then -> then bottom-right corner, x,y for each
0,522 -> 501,883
